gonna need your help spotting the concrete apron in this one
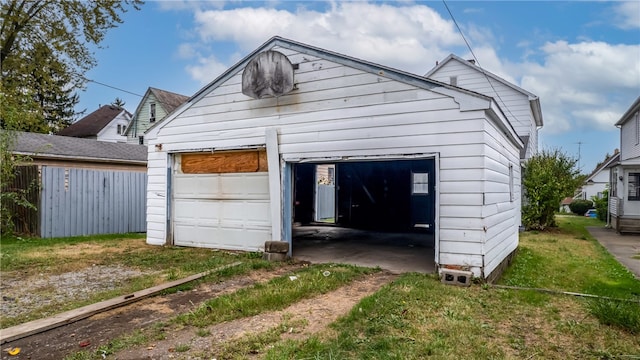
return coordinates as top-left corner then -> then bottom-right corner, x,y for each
291,226 -> 436,274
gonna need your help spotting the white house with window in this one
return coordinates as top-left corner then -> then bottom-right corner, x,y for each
576,151 -> 619,202
609,96 -> 640,233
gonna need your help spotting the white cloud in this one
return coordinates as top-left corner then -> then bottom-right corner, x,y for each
183,2 -> 464,78
185,55 -> 229,85
171,1 -> 639,142
519,40 -> 640,134
612,1 -> 640,30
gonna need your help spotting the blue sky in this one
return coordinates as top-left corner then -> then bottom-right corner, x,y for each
77,1 -> 640,174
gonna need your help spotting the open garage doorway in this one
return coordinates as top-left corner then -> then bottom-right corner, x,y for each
291,159 -> 437,274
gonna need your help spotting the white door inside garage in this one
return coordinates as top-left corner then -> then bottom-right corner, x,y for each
172,150 -> 271,251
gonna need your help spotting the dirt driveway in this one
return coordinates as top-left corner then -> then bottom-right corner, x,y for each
1,263 -> 395,360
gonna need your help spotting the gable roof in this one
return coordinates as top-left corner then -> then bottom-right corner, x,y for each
614,96 -> 640,127
147,35 -> 522,153
585,151 -> 619,182
150,87 -> 190,114
127,87 -> 189,137
57,105 -> 130,138
9,131 -> 147,164
129,87 -> 189,122
424,54 -> 543,128
189,36 -> 479,104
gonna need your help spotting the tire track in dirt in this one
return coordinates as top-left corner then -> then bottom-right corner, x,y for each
1,264 -> 304,360
115,271 -> 397,360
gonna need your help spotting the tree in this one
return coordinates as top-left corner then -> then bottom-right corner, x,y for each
522,148 -> 582,230
112,97 -> 126,108
0,0 -> 143,133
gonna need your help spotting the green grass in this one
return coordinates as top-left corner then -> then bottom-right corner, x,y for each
177,264 -> 378,327
0,233 -> 278,328
502,216 -> 640,299
65,264 -> 375,360
255,216 -> 640,359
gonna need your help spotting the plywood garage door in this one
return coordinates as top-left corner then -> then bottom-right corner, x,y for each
172,150 -> 271,251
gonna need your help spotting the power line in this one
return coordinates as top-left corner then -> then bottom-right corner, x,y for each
85,78 -> 145,98
441,0 -> 529,129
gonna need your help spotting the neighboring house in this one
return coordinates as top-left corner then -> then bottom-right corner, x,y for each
576,151 -> 619,201
57,105 -> 131,143
6,131 -> 148,237
560,197 -> 573,213
125,87 -> 189,145
609,96 -> 640,233
144,36 -> 524,281
425,54 -> 543,162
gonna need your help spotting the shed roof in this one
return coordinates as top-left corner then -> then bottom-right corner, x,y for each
9,131 -> 147,164
57,105 -> 131,138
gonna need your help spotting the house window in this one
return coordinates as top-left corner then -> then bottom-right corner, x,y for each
150,103 -> 156,122
628,173 -> 640,200
412,173 -> 429,194
611,168 -> 618,197
138,136 -> 144,145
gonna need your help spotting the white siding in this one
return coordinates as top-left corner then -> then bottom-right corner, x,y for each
128,94 -> 171,145
428,59 -> 537,158
147,44 -> 521,278
620,110 -> 640,162
97,114 -> 130,143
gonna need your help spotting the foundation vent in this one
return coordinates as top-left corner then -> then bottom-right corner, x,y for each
440,269 -> 472,287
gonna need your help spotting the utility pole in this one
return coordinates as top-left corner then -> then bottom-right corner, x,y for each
575,141 -> 584,171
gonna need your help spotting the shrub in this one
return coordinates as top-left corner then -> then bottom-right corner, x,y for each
569,199 -> 593,216
592,189 -> 608,221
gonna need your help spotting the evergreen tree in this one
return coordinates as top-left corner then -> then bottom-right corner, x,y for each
0,0 -> 143,132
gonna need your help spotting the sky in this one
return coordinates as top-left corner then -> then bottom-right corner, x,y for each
76,0 -> 640,174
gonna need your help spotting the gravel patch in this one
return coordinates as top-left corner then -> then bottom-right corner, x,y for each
1,265 -> 151,320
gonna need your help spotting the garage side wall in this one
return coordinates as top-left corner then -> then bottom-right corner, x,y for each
481,113 -> 521,278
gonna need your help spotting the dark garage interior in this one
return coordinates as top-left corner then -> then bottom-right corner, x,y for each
291,159 -> 437,274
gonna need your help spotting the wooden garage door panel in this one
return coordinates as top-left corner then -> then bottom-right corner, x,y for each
181,150 -> 267,174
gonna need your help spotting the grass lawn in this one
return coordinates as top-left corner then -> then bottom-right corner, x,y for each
5,215 -> 640,359
258,216 -> 640,359
0,233 -> 278,328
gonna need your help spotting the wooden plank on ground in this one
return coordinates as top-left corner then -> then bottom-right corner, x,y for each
0,261 -> 243,344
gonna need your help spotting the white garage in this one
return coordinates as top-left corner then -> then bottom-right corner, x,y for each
144,36 -> 524,280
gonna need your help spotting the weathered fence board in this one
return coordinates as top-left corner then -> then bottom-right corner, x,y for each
2,165 -> 40,235
40,167 -> 146,238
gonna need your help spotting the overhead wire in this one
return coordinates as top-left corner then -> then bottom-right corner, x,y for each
441,0 -> 529,129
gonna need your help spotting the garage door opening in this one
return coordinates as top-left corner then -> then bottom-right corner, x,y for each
291,159 -> 436,274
